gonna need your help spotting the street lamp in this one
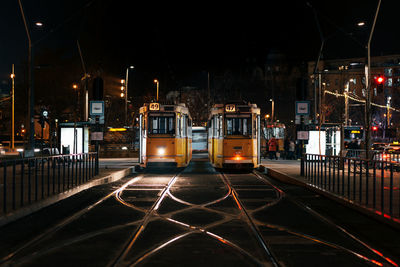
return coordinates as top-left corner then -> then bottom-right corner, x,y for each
364,0 -> 382,159
154,79 -> 159,101
357,21 -> 366,27
125,66 -> 134,125
269,99 -> 274,122
11,65 -> 15,151
18,1 -> 45,151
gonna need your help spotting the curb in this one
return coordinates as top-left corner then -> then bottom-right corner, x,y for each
262,165 -> 400,231
0,167 -> 136,228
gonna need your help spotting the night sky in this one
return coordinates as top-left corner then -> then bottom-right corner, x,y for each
1,0 -> 400,93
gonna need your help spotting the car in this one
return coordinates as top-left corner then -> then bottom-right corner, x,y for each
373,143 -> 400,171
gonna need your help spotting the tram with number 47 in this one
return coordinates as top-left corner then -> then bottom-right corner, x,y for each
139,102 -> 192,168
208,103 -> 261,169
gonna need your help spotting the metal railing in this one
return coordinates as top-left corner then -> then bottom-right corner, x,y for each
302,153 -> 400,222
1,152 -> 98,215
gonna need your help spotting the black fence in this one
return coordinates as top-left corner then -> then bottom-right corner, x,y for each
302,153 -> 400,222
1,153 -> 98,215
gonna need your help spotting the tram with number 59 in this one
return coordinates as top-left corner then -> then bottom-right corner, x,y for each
207,103 -> 261,169
139,103 -> 192,168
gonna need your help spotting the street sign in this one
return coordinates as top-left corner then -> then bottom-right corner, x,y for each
295,101 -> 310,116
91,132 -> 103,141
90,101 -> 104,116
297,130 -> 309,140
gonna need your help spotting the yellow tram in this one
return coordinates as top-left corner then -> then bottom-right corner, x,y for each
139,103 -> 192,168
208,103 -> 261,169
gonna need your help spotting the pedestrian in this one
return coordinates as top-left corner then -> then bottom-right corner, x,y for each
289,140 -> 295,159
268,136 -> 278,160
284,138 -> 290,159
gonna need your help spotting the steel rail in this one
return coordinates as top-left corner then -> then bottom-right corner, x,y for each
254,170 -> 397,267
220,172 -> 280,267
111,170 -> 182,266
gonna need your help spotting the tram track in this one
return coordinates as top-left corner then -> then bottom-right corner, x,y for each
0,174 -> 144,266
252,170 -> 398,267
111,170 -> 182,266
114,169 -> 268,266
220,171 -> 280,267
0,171 -> 182,266
1,162 -> 398,266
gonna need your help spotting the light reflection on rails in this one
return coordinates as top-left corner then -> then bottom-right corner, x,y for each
3,169 -> 399,267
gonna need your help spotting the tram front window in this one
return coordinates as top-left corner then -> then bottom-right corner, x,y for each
149,115 -> 175,134
225,116 -> 252,136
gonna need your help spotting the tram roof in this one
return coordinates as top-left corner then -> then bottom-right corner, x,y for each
209,103 -> 260,117
140,103 -> 190,115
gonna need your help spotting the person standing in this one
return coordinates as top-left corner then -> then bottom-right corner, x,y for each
268,136 -> 278,160
284,138 -> 290,159
289,140 -> 296,159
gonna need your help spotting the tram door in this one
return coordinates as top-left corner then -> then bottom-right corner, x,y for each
257,115 -> 261,165
139,114 -> 144,164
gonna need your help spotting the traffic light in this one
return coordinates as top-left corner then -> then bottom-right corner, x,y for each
120,79 -> 125,98
92,77 -> 104,100
374,75 -> 385,93
372,126 -> 378,131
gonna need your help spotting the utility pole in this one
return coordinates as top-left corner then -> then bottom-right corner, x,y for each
364,0 -> 382,160
18,0 -> 35,151
77,40 -> 89,121
11,64 -> 15,151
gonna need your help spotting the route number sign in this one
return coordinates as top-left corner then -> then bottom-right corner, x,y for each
225,104 -> 236,112
149,103 -> 160,111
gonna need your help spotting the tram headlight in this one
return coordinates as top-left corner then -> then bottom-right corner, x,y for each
234,151 -> 242,161
157,147 -> 166,155
234,155 -> 242,161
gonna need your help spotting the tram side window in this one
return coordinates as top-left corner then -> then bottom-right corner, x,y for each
149,116 -> 175,134
188,118 -> 192,137
225,117 -> 252,136
212,116 -> 217,138
219,115 -> 223,138
183,116 -> 187,138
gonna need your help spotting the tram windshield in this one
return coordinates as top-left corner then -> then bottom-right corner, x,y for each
225,115 -> 252,136
149,114 -> 175,134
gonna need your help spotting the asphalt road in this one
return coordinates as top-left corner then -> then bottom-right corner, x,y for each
0,155 -> 399,266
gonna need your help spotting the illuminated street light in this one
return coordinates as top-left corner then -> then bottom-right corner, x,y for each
154,79 -> 159,101
357,21 -> 366,27
269,99 -> 274,122
35,21 -> 43,27
123,66 -> 134,125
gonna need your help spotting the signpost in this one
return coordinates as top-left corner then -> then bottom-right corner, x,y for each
295,101 -> 310,176
89,100 -> 104,175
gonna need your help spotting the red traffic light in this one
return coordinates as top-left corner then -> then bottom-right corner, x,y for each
372,126 -> 378,131
375,76 -> 384,84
